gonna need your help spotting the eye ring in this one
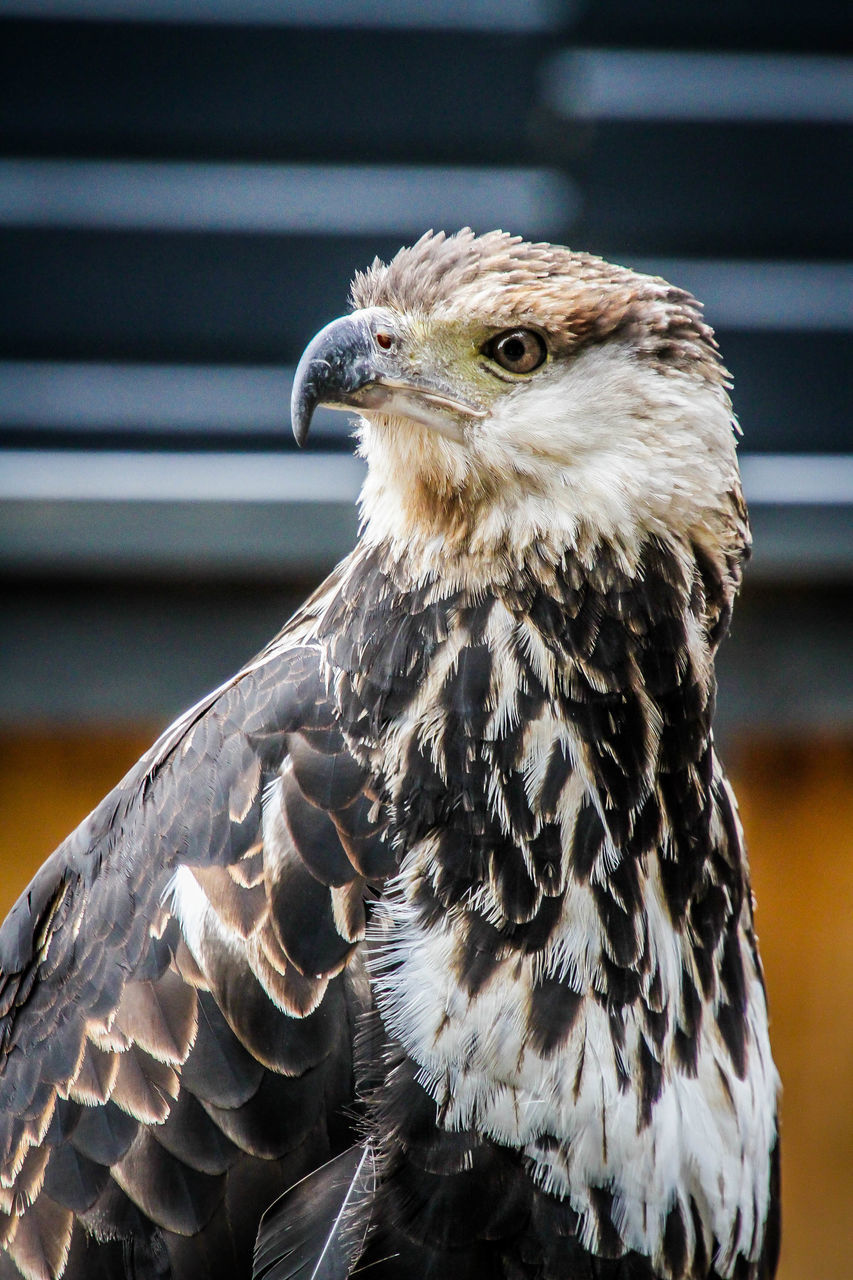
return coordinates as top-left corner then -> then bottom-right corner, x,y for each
485,328 -> 547,375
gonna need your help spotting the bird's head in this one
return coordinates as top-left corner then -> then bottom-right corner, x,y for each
292,229 -> 747,576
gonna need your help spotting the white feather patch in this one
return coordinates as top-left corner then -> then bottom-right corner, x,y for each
369,841 -> 779,1275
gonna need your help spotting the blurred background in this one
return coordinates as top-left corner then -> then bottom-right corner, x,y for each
0,2 -> 851,1276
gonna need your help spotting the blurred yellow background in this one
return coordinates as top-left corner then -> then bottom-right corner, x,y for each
0,726 -> 850,1280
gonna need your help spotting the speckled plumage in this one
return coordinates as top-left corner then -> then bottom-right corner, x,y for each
0,232 -> 779,1280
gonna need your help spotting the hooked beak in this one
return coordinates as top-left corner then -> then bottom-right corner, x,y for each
290,310 -> 486,447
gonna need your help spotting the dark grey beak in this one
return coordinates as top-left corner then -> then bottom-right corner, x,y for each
290,313 -> 382,447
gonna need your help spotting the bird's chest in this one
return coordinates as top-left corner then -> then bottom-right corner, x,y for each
367,819 -> 776,1278
355,663 -> 773,1277
322,556 -> 776,1273
362,655 -> 663,1192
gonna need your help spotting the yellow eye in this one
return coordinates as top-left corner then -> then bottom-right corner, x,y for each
486,329 -> 547,375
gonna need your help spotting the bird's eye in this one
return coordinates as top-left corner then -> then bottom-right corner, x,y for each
486,329 -> 547,375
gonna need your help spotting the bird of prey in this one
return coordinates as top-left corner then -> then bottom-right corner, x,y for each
0,230 -> 780,1280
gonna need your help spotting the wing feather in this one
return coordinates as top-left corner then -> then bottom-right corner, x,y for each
253,1144 -> 375,1280
0,631 -> 383,1279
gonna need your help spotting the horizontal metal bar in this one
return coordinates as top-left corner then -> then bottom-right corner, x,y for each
0,0 -> 562,30
0,450 -> 366,503
1,449 -> 851,511
739,454 -> 853,507
0,361 -> 353,439
542,49 -> 853,124
634,260 -> 853,332
0,160 -> 577,237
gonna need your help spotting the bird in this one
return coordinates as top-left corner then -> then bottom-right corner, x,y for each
0,229 -> 780,1280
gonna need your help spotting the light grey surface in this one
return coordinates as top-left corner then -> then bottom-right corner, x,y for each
0,161 -> 577,238
632,261 -> 853,332
739,456 -> 853,507
543,50 -> 853,123
0,362 -> 333,436
4,451 -> 852,506
0,451 -> 366,503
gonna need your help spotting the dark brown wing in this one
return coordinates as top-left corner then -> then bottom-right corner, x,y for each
0,636 -> 392,1280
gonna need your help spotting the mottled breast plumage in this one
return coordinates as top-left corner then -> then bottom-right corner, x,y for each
298,526 -> 779,1280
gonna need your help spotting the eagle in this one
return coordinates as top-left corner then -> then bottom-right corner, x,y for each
0,230 -> 780,1280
